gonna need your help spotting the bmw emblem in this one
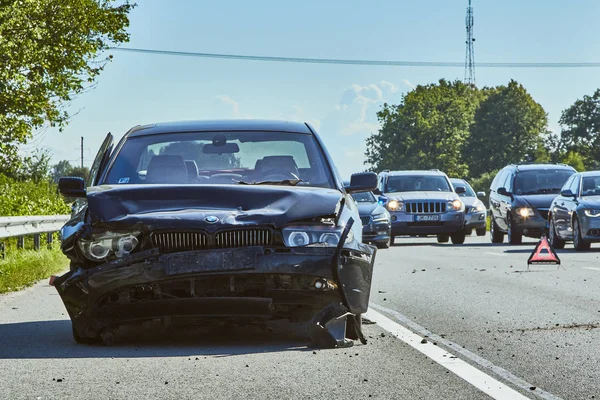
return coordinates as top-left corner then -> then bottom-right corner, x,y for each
204,215 -> 219,224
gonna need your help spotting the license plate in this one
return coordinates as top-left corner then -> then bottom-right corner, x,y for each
415,214 -> 440,222
166,248 -> 258,275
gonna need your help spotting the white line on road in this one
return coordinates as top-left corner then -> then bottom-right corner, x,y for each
366,303 -> 563,400
485,252 -> 507,257
583,267 -> 600,272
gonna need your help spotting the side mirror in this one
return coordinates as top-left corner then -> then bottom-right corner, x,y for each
455,186 -> 466,194
372,188 -> 382,195
477,191 -> 486,197
560,189 -> 575,198
58,177 -> 86,198
377,195 -> 387,205
497,187 -> 510,196
346,172 -> 377,194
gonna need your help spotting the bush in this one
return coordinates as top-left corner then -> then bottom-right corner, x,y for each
0,174 -> 70,216
0,246 -> 67,294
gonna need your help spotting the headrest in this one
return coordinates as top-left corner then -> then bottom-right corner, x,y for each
146,155 -> 188,184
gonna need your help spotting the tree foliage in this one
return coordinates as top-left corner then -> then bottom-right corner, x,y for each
0,0 -> 135,168
558,88 -> 600,169
466,80 -> 549,176
51,160 -> 90,182
365,79 -> 482,178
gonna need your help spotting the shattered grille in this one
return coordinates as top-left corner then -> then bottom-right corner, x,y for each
151,232 -> 208,253
360,216 -> 371,225
215,229 -> 272,249
405,201 -> 446,214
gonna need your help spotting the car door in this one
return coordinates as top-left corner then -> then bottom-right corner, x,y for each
497,170 -> 513,231
553,175 -> 575,237
489,169 -> 507,230
563,174 -> 581,239
88,133 -> 114,187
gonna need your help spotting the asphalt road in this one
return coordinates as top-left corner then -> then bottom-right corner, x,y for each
1,234 -> 599,399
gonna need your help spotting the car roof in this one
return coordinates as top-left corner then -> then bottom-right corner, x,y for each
381,170 -> 447,176
450,178 -> 467,183
127,119 -> 313,137
508,163 -> 575,172
580,171 -> 600,177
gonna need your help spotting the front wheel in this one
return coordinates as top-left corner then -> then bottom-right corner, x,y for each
490,218 -> 504,243
375,238 -> 390,249
548,218 -> 565,250
450,231 -> 466,245
437,234 -> 449,243
573,217 -> 590,251
507,218 -> 522,245
476,227 -> 486,236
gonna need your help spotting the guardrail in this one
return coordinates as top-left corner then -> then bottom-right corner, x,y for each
0,215 -> 70,258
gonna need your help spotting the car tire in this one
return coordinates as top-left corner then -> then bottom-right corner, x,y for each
390,236 -> 395,246
375,238 -> 390,249
464,228 -> 473,236
507,218 -> 522,245
450,232 -> 466,245
345,314 -> 363,341
476,227 -> 486,236
490,218 -> 504,243
72,323 -> 100,345
437,234 -> 450,243
573,217 -> 591,251
548,218 -> 565,250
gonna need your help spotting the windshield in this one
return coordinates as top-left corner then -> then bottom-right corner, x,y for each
582,176 -> 600,196
103,131 -> 334,188
351,191 -> 376,203
450,179 -> 476,197
385,175 -> 451,193
513,170 -> 574,195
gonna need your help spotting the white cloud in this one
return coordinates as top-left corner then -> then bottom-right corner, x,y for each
403,79 -> 416,89
216,95 -> 243,118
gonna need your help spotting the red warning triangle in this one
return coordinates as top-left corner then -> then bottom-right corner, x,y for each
527,236 -> 561,265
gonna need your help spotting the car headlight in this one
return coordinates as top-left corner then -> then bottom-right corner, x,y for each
447,199 -> 464,212
282,225 -> 354,247
584,209 -> 600,217
515,207 -> 534,218
372,212 -> 389,222
470,200 -> 486,213
387,200 -> 403,211
78,231 -> 141,261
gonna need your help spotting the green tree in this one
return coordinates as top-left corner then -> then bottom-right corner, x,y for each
558,88 -> 600,169
466,80 -> 549,177
561,150 -> 586,172
365,79 -> 483,177
0,0 -> 135,169
51,160 -> 73,183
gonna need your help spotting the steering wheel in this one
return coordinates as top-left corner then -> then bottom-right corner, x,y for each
259,169 -> 299,182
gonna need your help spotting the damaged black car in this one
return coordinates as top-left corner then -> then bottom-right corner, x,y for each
55,120 -> 377,348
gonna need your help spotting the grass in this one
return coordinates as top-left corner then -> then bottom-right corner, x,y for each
0,246 -> 68,294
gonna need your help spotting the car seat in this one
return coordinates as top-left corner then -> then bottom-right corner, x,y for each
145,155 -> 188,184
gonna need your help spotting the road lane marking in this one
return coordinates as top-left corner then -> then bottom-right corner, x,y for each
583,267 -> 600,272
365,303 -> 563,400
485,252 -> 507,257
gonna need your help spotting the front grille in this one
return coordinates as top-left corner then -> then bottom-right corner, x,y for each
360,216 -> 371,225
215,229 -> 272,249
151,232 -> 208,253
405,201 -> 446,214
538,209 -> 549,220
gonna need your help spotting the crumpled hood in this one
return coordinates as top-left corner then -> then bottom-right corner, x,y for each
459,196 -> 481,208
86,184 -> 343,230
517,194 -> 557,209
385,191 -> 457,202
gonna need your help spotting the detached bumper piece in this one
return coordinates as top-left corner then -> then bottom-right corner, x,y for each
54,240 -> 375,348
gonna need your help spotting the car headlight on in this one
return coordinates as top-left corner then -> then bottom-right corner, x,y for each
283,225 -> 354,247
78,231 -> 141,261
447,199 -> 464,212
387,200 -> 403,211
470,200 -> 486,213
372,212 -> 389,222
515,207 -> 534,218
584,209 -> 600,217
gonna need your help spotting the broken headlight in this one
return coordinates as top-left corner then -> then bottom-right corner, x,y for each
78,231 -> 141,261
282,225 -> 354,247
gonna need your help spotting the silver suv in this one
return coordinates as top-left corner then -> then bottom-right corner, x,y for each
374,170 -> 467,244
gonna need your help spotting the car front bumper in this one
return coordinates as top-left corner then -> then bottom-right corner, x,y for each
579,215 -> 600,242
54,246 -> 375,343
512,212 -> 548,237
464,211 -> 486,229
389,211 -> 464,235
362,219 -> 391,243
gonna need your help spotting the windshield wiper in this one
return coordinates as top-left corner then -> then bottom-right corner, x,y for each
237,179 -> 303,186
522,188 -> 561,195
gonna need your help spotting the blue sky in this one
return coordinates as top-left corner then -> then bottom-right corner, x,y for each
29,0 -> 600,178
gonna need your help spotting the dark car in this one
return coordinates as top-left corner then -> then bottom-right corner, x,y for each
55,120 -> 378,349
489,163 -> 576,244
450,178 -> 487,236
375,170 -> 467,245
548,171 -> 600,250
350,191 -> 392,249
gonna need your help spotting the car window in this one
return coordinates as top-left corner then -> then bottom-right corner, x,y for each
513,170 -> 574,195
451,179 -> 475,197
385,175 -> 451,192
561,175 -> 575,194
502,172 -> 513,192
569,175 -> 580,196
351,192 -> 376,202
492,169 -> 508,191
582,175 -> 600,196
103,131 -> 335,188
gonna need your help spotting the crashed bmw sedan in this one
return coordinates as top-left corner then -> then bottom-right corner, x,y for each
55,120 -> 377,348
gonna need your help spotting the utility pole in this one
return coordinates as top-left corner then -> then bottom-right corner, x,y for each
80,137 -> 84,168
464,0 -> 476,85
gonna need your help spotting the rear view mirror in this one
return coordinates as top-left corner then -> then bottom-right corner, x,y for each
58,177 -> 86,198
477,191 -> 486,197
560,189 -> 575,198
202,143 -> 240,154
346,172 -> 377,194
455,186 -> 466,194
